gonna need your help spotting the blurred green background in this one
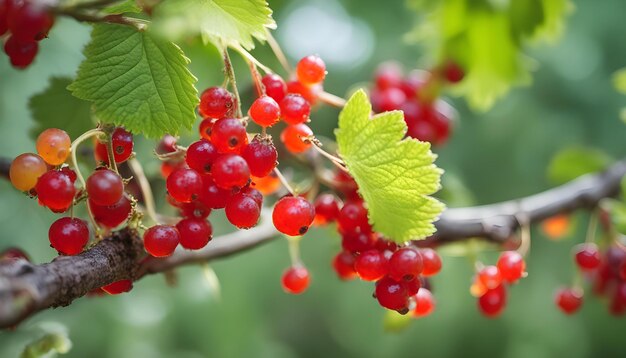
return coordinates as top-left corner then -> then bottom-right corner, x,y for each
2,0 -> 626,357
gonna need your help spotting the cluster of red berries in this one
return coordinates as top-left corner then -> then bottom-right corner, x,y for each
369,61 -> 463,146
471,251 -> 527,317
554,243 -> 626,315
0,0 -> 55,68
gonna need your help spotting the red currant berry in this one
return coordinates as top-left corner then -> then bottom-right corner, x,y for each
412,288 -> 435,317
166,168 -> 203,203
4,35 -> 38,69
179,201 -> 212,219
389,247 -> 423,281
156,134 -> 177,154
338,201 -> 370,233
59,167 -> 77,183
94,128 -> 133,164
10,152 -> 48,192
249,95 -> 281,127
49,217 -> 89,255
478,285 -> 507,318
211,154 -> 250,189
199,176 -> 233,209
441,60 -> 465,83
287,80 -> 320,104
176,218 -> 212,250
88,196 -> 131,228
371,88 -> 406,112
355,249 -> 388,281
341,229 -> 375,253
574,243 -> 601,271
186,139 -> 219,175
86,169 -> 124,206
143,225 -> 180,257
332,251 -> 357,280
36,170 -> 76,212
420,248 -> 442,276
199,87 -> 234,119
555,287 -> 583,314
239,186 -> 263,207
0,247 -> 30,262
36,128 -> 71,166
225,193 -> 261,229
280,124 -> 313,154
496,251 -> 526,283
375,276 -> 409,313
210,118 -> 248,154
313,193 -> 341,225
261,73 -> 287,102
198,118 -> 214,141
403,276 -> 421,296
296,55 -> 326,85
102,279 -> 133,295
477,265 -> 502,290
240,135 -> 278,178
280,94 -> 311,125
374,62 -> 403,90
282,265 -> 310,294
272,196 -> 315,236
8,2 -> 54,41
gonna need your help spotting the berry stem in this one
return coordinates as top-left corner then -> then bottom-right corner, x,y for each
317,91 -> 347,108
287,235 -> 303,266
247,60 -> 265,97
516,214 -> 531,257
103,126 -> 119,174
308,139 -> 348,172
585,209 -> 598,244
70,128 -> 105,188
231,43 -> 274,75
128,158 -> 160,225
265,30 -> 292,74
222,46 -> 243,118
273,167 -> 295,196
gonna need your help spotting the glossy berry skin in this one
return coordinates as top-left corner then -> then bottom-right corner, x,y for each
477,266 -> 502,290
95,128 -> 133,164
413,288 -> 435,317
496,251 -> 526,283
156,134 -> 177,154
555,287 -> 583,314
198,118 -> 214,140
240,135 -> 278,178
296,55 -> 326,85
375,276 -> 409,312
333,251 -> 357,280
86,169 -> 124,206
210,118 -> 248,153
36,128 -> 71,166
478,285 -> 507,318
389,247 -> 423,281
272,196 -> 316,236
355,250 -> 388,281
338,201 -> 370,233
167,168 -> 203,203
249,96 -> 281,127
179,201 -> 212,219
176,218 -> 212,250
313,193 -> 340,225
49,217 -> 89,255
10,153 -> 48,192
282,266 -> 310,294
144,225 -> 180,257
287,80 -> 319,104
574,243 -> 601,271
211,154 -> 250,189
261,74 -> 287,102
225,193 -> 261,229
199,176 -> 233,209
199,87 -> 234,119
341,229 -> 375,253
280,94 -> 311,125
420,248 -> 442,276
281,124 -> 313,154
36,170 -> 76,212
8,2 -> 54,41
186,139 -> 219,175
239,186 -> 263,207
102,279 -> 133,295
403,277 -> 421,296
4,35 -> 38,69
88,196 -> 132,228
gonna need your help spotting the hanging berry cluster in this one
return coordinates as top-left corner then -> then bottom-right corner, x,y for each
1,0 -> 55,68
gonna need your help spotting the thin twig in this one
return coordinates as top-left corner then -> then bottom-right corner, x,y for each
231,43 -> 274,75
317,91 -> 347,108
273,167 -> 295,195
222,46 -> 243,118
265,31 -> 292,74
70,128 -> 105,188
127,158 -> 159,225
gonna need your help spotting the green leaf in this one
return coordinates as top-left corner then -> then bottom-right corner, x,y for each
335,90 -> 444,243
613,68 -> 626,95
21,332 -> 71,358
28,77 -> 94,140
102,0 -> 142,14
68,24 -> 199,139
547,146 -> 612,185
152,0 -> 276,49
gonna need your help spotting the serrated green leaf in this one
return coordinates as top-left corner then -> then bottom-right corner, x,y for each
335,90 -> 444,243
102,0 -> 142,14
28,77 -> 94,140
68,24 -> 199,139
547,146 -> 612,185
530,0 -> 573,43
152,0 -> 276,50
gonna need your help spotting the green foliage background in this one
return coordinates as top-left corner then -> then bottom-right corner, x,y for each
1,0 -> 626,356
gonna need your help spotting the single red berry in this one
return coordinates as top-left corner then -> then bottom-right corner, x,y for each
497,251 -> 526,283
186,139 -> 219,175
49,217 -> 89,255
313,193 -> 341,225
477,265 -> 502,290
199,87 -> 234,119
341,229 -> 375,253
389,247 -> 423,281
355,249 -> 388,281
280,124 -> 313,154
333,251 -> 357,280
280,94 -> 311,125
210,118 -> 248,154
176,218 -> 212,250
249,96 -> 281,127
36,170 -> 76,212
262,73 -> 287,102
198,118 -> 214,141
239,186 -> 263,207
102,279 -> 133,295
282,266 -> 310,294
156,134 -> 177,154
88,196 -> 131,228
296,55 -> 326,85
225,193 -> 261,229
36,128 -> 71,166
86,169 -> 124,206
403,277 -> 421,296
211,154 -> 250,190
94,128 -> 133,164
272,196 -> 315,236
179,200 -> 212,219
420,248 -> 442,276
59,167 -> 77,183
374,62 -> 403,90
574,243 -> 601,271
143,225 -> 180,257
338,201 -> 371,233
375,276 -> 409,313
412,288 -> 436,317
0,247 -> 30,262
240,135 -> 278,177
286,80 -> 320,104
555,287 -> 583,314
166,168 -> 203,203
199,176 -> 233,209
441,60 -> 465,83
9,152 -> 48,192
478,285 -> 507,318
371,88 -> 406,112
4,35 -> 38,69
8,2 -> 54,41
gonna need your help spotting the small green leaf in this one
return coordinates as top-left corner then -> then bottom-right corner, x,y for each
152,0 -> 276,49
383,310 -> 413,332
68,24 -> 199,138
102,0 -> 141,14
28,77 -> 94,140
613,68 -> 626,95
336,90 -> 444,243
547,146 -> 612,185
